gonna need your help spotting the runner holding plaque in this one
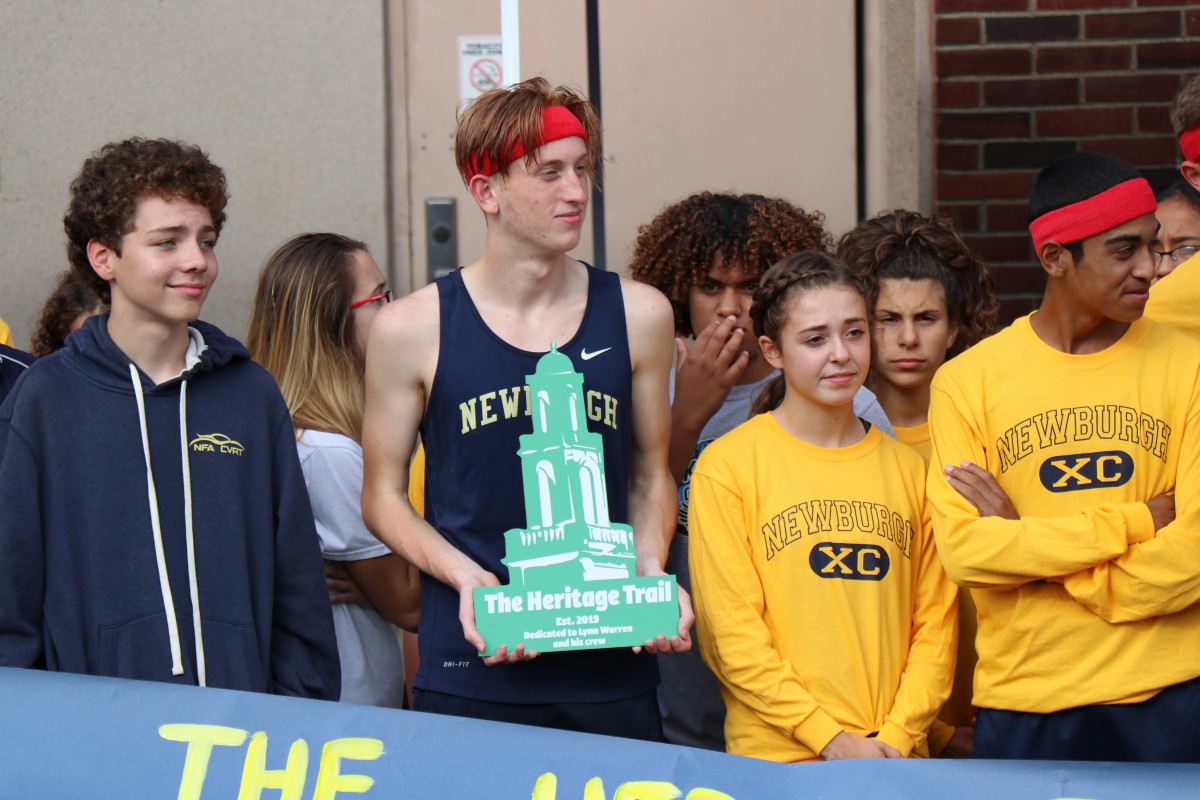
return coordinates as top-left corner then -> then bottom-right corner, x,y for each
362,78 -> 691,741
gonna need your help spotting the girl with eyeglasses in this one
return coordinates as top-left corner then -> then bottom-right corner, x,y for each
1151,180 -> 1200,281
247,232 -> 419,708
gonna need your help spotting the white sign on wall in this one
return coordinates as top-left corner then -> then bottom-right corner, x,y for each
459,36 -> 503,104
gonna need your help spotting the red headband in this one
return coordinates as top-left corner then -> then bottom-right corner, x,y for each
1028,178 -> 1157,252
466,106 -> 587,180
1181,126 -> 1200,164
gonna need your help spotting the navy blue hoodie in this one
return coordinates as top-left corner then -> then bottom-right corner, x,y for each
0,315 -> 339,698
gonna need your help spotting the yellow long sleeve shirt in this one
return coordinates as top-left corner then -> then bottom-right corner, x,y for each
893,419 -> 976,755
894,422 -> 932,463
1144,251 -> 1200,338
690,413 -> 956,762
927,314 -> 1200,713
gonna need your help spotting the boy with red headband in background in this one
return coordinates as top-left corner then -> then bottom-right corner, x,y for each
1145,73 -> 1200,337
926,151 -> 1200,761
361,78 -> 691,739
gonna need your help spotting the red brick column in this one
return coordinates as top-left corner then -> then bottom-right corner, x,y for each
934,0 -> 1200,322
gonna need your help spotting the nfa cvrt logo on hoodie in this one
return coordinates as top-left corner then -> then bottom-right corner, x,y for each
190,433 -> 245,457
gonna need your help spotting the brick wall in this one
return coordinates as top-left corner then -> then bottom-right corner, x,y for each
935,0 -> 1200,322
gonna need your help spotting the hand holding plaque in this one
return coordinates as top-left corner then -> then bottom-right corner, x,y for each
473,346 -> 681,657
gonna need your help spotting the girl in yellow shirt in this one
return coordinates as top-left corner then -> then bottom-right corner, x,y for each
689,251 -> 956,762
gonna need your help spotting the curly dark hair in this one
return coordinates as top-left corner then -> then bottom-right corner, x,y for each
63,138 -> 229,304
836,210 -> 998,356
30,271 -> 106,357
747,250 -> 865,416
629,192 -> 833,337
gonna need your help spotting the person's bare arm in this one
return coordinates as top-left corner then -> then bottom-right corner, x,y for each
622,279 -> 694,654
344,556 -> 420,632
361,289 -> 532,664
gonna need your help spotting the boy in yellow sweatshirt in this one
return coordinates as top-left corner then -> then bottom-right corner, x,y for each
928,151 -> 1200,762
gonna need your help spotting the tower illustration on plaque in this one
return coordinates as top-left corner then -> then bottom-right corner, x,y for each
473,345 -> 679,655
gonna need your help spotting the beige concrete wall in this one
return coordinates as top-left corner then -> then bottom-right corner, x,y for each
394,0 -> 594,292
0,1 -> 388,350
394,1 -> 876,286
2,2 -> 925,349
598,1 -> 859,271
518,1 -> 594,263
398,0 -> 507,290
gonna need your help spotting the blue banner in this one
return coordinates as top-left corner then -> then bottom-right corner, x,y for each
1,667 -> 1197,799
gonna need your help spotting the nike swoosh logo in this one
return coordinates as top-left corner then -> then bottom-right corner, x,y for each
580,347 -> 612,361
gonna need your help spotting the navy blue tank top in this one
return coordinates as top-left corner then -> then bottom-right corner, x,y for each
416,265 -> 659,703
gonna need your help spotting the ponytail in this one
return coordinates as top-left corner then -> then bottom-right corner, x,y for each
750,374 -> 786,416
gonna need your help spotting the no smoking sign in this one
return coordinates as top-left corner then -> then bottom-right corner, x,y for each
459,36 -> 503,102
469,58 -> 502,94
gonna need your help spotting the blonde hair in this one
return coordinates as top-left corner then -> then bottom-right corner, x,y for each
454,76 -> 602,186
246,233 -> 369,442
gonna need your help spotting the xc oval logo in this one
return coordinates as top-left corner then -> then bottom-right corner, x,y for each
1038,450 -> 1133,492
809,543 -> 890,581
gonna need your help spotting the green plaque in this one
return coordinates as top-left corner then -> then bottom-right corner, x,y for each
473,345 -> 680,656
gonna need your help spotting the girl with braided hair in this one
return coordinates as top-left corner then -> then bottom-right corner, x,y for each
688,250 -> 956,762
631,191 -> 894,751
837,210 -> 998,757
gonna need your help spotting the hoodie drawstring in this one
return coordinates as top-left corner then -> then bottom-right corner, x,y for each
129,364 -> 206,686
177,380 -> 206,686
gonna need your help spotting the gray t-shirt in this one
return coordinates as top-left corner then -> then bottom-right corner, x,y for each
297,429 -> 405,709
659,372 -> 893,751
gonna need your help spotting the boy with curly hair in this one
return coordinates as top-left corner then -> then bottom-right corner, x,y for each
0,138 -> 340,698
838,209 -> 1000,758
629,191 -> 892,751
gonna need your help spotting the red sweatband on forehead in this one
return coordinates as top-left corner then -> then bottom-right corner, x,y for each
467,106 -> 587,180
1181,126 -> 1200,163
1028,178 -> 1157,252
